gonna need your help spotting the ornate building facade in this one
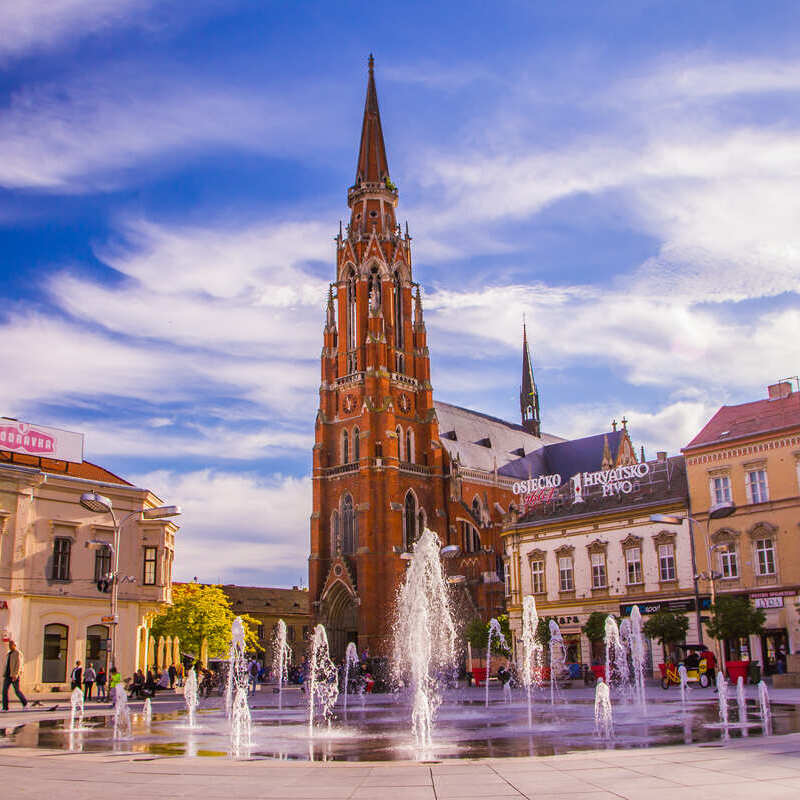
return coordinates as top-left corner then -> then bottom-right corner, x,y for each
309,59 -> 631,657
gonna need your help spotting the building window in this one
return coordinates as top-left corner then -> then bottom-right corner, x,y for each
558,556 -> 574,592
42,623 -> 68,682
346,269 -> 357,372
756,538 -> 776,575
591,552 -> 607,589
330,510 -> 340,553
720,544 -> 739,578
287,626 -> 296,643
461,520 -> 481,553
393,271 -> 404,371
406,428 -> 414,464
51,537 -> 71,581
143,547 -> 157,585
625,547 -> 643,585
353,428 -> 360,461
343,430 -> 349,464
341,494 -> 357,554
85,624 -> 108,671
658,543 -> 676,581
531,560 -> 545,594
746,469 -> 769,504
711,475 -> 731,505
396,426 -> 403,460
94,546 -> 111,582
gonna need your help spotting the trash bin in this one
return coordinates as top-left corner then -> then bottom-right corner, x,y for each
748,661 -> 761,684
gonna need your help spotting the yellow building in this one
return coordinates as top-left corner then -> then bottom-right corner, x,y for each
683,380 -> 800,674
0,420 -> 178,692
503,454 -> 695,677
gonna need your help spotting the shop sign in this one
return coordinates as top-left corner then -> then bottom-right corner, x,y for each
100,615 -> 118,624
512,475 -> 562,509
571,462 -> 650,503
620,597 -> 710,616
750,589 -> 797,599
0,420 -> 84,464
754,597 -> 784,609
542,614 -> 582,626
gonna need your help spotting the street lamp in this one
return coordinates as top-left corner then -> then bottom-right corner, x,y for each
80,492 -> 181,677
651,501 -> 736,671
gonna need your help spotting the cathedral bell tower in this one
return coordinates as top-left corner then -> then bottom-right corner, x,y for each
520,321 -> 541,437
309,57 -> 447,658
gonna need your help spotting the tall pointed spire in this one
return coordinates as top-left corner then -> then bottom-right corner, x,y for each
355,54 -> 390,185
520,319 -> 541,437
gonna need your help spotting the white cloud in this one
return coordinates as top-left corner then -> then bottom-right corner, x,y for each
131,469 -> 311,585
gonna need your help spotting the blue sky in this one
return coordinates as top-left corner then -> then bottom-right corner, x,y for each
2,1 -> 799,586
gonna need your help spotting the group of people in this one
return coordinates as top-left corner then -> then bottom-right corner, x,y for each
69,660 -> 107,700
127,662 -> 185,698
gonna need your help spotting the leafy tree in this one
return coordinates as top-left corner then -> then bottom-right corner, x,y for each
463,615 -> 512,655
706,596 -> 765,646
535,617 -> 551,648
150,583 -> 261,660
582,611 -> 610,643
642,610 -> 690,661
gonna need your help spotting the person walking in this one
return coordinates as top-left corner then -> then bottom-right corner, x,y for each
168,662 -> 177,689
109,666 -> 122,704
95,667 -> 107,700
70,660 -> 83,691
176,662 -> 184,687
2,640 -> 28,711
249,660 -> 259,696
83,664 -> 96,701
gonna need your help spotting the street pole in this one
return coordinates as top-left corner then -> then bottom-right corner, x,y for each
686,517 -> 704,645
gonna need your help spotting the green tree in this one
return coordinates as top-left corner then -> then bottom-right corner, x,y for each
581,612 -> 610,643
150,583 -> 261,660
706,596 -> 765,645
642,610 -> 690,661
463,615 -> 512,655
535,617 -> 551,648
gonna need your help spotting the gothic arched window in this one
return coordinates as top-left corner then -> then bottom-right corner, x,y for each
404,491 -> 418,551
406,428 -> 414,464
341,494 -> 357,554
472,496 -> 482,525
368,266 -> 382,310
346,268 -> 357,372
461,520 -> 481,553
353,427 -> 360,462
417,508 -> 426,540
393,271 -> 404,373
342,430 -> 349,464
330,510 -> 339,554
396,426 -> 403,460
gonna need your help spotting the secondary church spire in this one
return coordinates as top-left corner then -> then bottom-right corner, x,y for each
520,320 -> 541,437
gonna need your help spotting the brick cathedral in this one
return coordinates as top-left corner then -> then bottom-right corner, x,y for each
308,58 -> 636,657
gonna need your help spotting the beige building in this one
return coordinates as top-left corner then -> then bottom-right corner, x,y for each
684,380 -> 800,674
503,454 -> 694,677
0,428 -> 178,692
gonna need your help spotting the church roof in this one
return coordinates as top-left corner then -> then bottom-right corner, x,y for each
498,430 -> 626,483
354,54 -> 390,185
434,400 -> 564,472
0,449 -> 131,485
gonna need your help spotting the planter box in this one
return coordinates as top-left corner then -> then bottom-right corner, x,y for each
725,660 -> 750,684
471,667 -> 487,687
591,665 -> 606,680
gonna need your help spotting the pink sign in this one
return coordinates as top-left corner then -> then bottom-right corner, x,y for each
521,487 -> 557,509
0,420 -> 84,463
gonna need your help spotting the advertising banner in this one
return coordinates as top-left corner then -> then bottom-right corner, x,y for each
0,419 -> 84,463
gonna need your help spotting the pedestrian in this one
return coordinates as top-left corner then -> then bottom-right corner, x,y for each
83,664 -> 96,700
70,660 -> 83,691
701,648 -> 717,689
2,640 -> 28,711
168,662 -> 177,689
249,660 -> 259,696
96,667 -> 107,700
109,666 -> 122,704
176,662 -> 184,687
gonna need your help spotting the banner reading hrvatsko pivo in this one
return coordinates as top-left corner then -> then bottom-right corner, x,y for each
0,419 -> 84,463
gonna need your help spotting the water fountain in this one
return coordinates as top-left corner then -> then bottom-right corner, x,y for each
520,595 -> 543,728
230,685 -> 252,757
736,676 -> 747,723
69,687 -> 84,730
184,667 -> 199,728
142,697 -> 152,724
604,616 -> 630,699
225,616 -> 248,718
716,671 -> 729,740
272,619 -> 292,711
628,606 -> 647,711
548,620 -> 566,706
594,679 -> 613,740
342,641 -> 361,716
485,617 -> 509,708
758,680 -> 772,735
392,528 -> 457,750
113,686 -> 132,740
307,624 -> 339,735
678,664 -> 688,706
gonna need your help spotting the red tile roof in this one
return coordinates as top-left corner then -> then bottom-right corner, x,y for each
0,449 -> 131,485
685,391 -> 800,450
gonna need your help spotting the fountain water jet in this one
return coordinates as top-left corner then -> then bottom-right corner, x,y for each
307,624 -> 339,735
142,697 -> 152,724
604,616 -> 630,699
272,619 -> 292,711
113,686 -> 132,740
594,679 -> 613,740
184,667 -> 199,728
225,617 -> 248,718
716,671 -> 729,739
485,618 -> 509,708
342,641 -> 360,716
520,596 -> 543,728
230,686 -> 252,757
736,676 -> 747,723
392,528 -> 457,750
69,687 -> 84,730
678,665 -> 688,706
758,680 -> 772,734
629,606 -> 647,711
548,620 -> 566,705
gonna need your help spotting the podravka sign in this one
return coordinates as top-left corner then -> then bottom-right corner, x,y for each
511,474 -> 562,509
0,420 -> 84,464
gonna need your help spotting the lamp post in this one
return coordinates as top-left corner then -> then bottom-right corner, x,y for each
80,492 -> 181,678
651,500 -> 735,674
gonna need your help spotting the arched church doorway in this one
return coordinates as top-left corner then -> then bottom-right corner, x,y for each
322,580 -> 359,660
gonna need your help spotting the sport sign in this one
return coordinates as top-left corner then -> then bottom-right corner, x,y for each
0,420 -> 84,464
